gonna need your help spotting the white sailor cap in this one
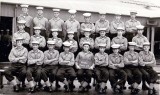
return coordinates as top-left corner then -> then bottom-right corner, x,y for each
98,43 -> 106,47
82,41 -> 91,46
143,42 -> 150,46
47,40 -> 56,45
16,37 -> 24,41
83,13 -> 91,17
52,9 -> 60,12
130,10 -> 137,15
20,4 -> 29,8
67,31 -> 74,34
68,9 -> 77,14
36,6 -> 44,10
50,29 -> 59,32
34,26 -> 41,30
136,25 -> 144,30
84,28 -> 92,32
99,28 -> 107,32
32,40 -> 39,44
111,44 -> 120,49
117,26 -> 125,31
63,41 -> 72,47
17,20 -> 26,24
128,42 -> 137,46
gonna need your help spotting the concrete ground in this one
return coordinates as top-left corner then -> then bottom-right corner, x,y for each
0,77 -> 159,95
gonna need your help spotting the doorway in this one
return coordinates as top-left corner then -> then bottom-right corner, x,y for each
0,16 -> 13,62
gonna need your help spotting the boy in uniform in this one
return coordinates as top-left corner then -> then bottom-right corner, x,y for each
57,41 -> 76,92
111,27 -> 128,55
124,42 -> 142,94
139,42 -> 158,95
94,43 -> 109,94
80,13 -> 95,39
43,40 -> 59,92
75,41 -> 94,92
108,44 -> 127,93
4,37 -> 28,92
30,26 -> 46,51
95,28 -> 110,53
26,41 -> 45,92
132,25 -> 149,52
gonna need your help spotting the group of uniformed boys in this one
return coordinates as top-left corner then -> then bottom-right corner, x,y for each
3,4 -> 158,95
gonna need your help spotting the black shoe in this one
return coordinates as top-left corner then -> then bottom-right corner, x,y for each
131,88 -> 140,94
13,85 -> 19,92
148,89 -> 154,95
142,84 -> 149,90
99,88 -> 103,94
64,85 -> 70,92
79,86 -> 85,92
29,87 -> 35,93
102,86 -> 107,93
129,86 -> 133,90
48,86 -> 53,92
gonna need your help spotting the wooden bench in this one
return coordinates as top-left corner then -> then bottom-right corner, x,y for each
0,62 -> 11,89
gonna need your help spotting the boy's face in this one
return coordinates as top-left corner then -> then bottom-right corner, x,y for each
100,14 -> 106,20
113,48 -> 119,53
64,46 -> 70,52
68,34 -> 74,39
137,29 -> 143,35
143,45 -> 150,52
37,10 -> 43,16
18,24 -> 25,31
84,32 -> 90,37
129,45 -> 135,51
99,47 -> 105,52
32,44 -> 39,50
34,30 -> 41,35
52,32 -> 58,37
22,8 -> 28,14
53,12 -> 59,18
48,44 -> 55,50
84,17 -> 90,22
70,14 -> 76,19
16,40 -> 23,47
83,44 -> 90,51
100,31 -> 106,36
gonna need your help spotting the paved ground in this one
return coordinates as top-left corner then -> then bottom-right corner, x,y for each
0,78 -> 159,95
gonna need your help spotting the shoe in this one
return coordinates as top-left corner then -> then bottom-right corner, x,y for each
128,86 -> 133,90
13,85 -> 19,92
99,88 -> 103,94
131,88 -> 140,94
142,84 -> 149,90
48,86 -> 53,92
148,89 -> 153,95
29,87 -> 35,93
79,86 -> 85,92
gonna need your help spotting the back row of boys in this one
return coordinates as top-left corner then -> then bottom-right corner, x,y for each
17,4 -> 141,42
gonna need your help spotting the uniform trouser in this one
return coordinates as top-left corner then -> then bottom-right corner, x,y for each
124,32 -> 136,42
77,69 -> 93,83
4,63 -> 26,82
26,65 -> 46,82
124,66 -> 142,85
42,65 -> 58,82
139,66 -> 158,84
109,69 -> 127,88
57,66 -> 76,82
94,66 -> 109,83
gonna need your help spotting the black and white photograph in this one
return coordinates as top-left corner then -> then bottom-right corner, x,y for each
0,0 -> 160,95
